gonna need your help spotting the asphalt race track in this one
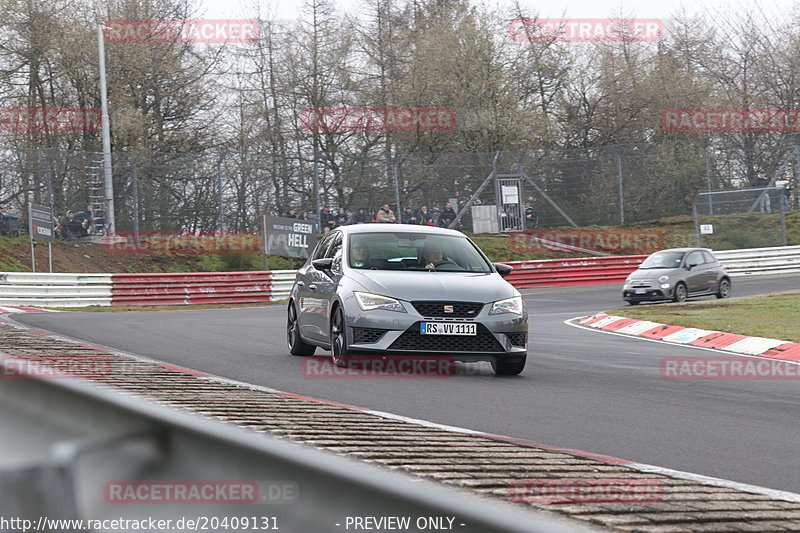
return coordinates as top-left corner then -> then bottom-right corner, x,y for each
13,273 -> 800,493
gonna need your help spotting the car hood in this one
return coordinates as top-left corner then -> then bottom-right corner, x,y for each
346,270 -> 516,303
628,268 -> 682,280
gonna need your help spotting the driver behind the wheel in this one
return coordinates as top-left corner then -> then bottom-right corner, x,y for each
421,243 -> 444,269
351,242 -> 370,268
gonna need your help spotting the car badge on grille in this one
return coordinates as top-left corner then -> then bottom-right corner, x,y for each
443,305 -> 454,313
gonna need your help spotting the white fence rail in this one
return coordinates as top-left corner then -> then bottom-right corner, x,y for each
0,273 -> 113,307
268,270 -> 298,301
714,245 -> 800,276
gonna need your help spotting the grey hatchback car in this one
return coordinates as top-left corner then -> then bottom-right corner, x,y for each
622,248 -> 731,305
287,225 -> 528,375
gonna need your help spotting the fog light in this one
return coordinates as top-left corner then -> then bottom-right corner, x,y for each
660,283 -> 670,289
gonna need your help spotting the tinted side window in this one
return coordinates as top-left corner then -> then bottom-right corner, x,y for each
312,234 -> 334,260
686,251 -> 703,266
327,234 -> 344,271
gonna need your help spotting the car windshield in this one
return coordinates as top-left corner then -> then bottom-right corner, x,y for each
348,232 -> 491,272
638,251 -> 685,269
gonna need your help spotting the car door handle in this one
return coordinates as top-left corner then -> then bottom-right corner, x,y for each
296,281 -> 304,287
309,284 -> 317,290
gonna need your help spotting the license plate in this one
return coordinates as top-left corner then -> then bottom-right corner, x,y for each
420,322 -> 476,336
634,289 -> 647,294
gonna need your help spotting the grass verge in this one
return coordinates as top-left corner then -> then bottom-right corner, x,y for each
608,290 -> 800,343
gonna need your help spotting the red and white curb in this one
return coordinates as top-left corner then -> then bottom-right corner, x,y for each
576,312 -> 800,360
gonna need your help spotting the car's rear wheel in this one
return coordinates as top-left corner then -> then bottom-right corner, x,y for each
287,303 -> 316,356
492,356 -> 526,376
330,306 -> 349,366
716,278 -> 731,299
672,282 -> 688,303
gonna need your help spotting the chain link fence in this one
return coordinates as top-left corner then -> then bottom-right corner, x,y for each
1,140 -> 795,237
693,187 -> 789,249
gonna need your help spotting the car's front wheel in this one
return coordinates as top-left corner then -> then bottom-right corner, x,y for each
287,302 -> 316,356
672,282 -> 688,303
716,278 -> 731,299
330,306 -> 349,366
492,356 -> 526,376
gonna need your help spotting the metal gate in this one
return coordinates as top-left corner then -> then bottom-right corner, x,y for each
496,178 -> 524,232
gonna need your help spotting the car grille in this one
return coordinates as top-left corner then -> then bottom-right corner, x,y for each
505,333 -> 527,348
389,323 -> 504,353
411,301 -> 484,318
630,280 -> 651,287
352,327 -> 387,344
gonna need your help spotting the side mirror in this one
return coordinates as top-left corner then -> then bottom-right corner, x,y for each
494,263 -> 513,278
312,258 -> 333,272
686,263 -> 697,270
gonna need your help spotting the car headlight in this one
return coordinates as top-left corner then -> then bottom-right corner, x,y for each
660,283 -> 670,289
489,296 -> 524,316
658,275 -> 669,283
354,292 -> 406,313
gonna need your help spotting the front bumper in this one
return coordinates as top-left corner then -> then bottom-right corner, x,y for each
342,298 -> 528,363
622,285 -> 673,301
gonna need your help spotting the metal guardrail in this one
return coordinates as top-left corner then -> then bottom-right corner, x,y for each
110,271 -> 273,305
0,355 -> 597,533
501,255 -> 646,288
0,273 -> 112,307
712,245 -> 800,276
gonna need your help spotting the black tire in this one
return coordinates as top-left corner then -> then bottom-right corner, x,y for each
330,306 -> 349,366
672,282 -> 688,303
287,302 -> 316,356
492,356 -> 526,376
716,278 -> 731,299
627,300 -> 640,306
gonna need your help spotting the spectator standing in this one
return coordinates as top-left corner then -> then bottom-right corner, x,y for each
320,207 -> 336,230
335,207 -> 349,226
283,208 -> 298,219
83,204 -> 96,234
524,202 -> 538,228
353,207 -> 370,224
376,204 -> 396,223
300,211 -> 311,221
401,207 -> 417,225
775,171 -> 792,211
417,205 -> 433,226
753,171 -> 772,213
437,202 -> 456,228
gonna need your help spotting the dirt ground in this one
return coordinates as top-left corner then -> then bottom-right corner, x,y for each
1,239 -> 204,273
